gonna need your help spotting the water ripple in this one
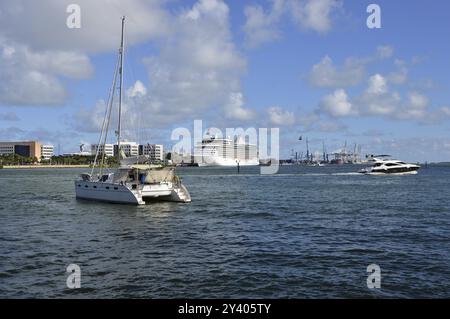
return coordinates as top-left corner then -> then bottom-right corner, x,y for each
0,166 -> 449,298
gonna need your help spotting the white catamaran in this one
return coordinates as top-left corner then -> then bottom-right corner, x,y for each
75,17 -> 191,205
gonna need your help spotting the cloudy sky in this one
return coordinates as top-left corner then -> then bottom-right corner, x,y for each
0,0 -> 449,162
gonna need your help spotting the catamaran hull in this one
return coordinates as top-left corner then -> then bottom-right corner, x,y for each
75,181 -> 144,204
75,181 -> 191,205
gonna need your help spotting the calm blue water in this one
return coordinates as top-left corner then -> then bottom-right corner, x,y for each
0,165 -> 449,298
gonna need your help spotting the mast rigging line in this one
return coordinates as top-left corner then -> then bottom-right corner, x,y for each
117,16 -> 126,163
91,53 -> 121,177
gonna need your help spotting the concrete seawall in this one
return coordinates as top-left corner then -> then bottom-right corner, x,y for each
1,165 -> 91,169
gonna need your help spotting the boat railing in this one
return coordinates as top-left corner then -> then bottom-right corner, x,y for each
172,175 -> 182,188
80,173 -> 91,181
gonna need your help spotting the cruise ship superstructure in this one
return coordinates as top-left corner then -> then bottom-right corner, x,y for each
194,133 -> 259,167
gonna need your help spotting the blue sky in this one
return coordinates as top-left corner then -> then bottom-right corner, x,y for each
0,0 -> 449,162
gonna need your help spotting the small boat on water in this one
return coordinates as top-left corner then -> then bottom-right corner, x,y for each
359,156 -> 420,175
75,17 -> 191,205
311,162 -> 325,167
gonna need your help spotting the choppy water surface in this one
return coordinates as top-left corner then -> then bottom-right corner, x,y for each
1,165 -> 449,298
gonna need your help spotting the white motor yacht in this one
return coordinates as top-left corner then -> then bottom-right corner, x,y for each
359,156 -> 420,175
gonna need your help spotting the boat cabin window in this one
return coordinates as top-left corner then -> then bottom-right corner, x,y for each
374,163 -> 382,167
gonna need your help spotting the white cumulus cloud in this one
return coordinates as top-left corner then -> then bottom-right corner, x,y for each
289,0 -> 341,33
74,0 -> 252,132
0,39 -> 94,106
243,0 -> 285,48
320,89 -> 354,117
308,55 -> 366,88
224,92 -> 256,121
142,0 -> 247,124
387,59 -> 409,85
0,0 -> 170,53
127,80 -> 147,98
319,72 -> 448,124
366,74 -> 388,95
243,0 -> 341,48
267,106 -> 296,126
376,45 -> 394,59
0,0 -> 169,107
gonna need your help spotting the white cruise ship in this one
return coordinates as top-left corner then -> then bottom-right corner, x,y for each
194,132 -> 259,167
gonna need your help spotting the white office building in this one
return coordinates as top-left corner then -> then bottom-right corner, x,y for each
119,141 -> 139,157
91,144 -> 114,157
41,145 -> 54,160
91,142 -> 141,158
0,144 -> 15,156
140,144 -> 164,162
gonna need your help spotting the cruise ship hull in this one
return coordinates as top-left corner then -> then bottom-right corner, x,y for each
195,156 -> 259,167
193,133 -> 259,167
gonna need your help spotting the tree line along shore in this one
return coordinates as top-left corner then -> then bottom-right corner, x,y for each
0,154 -> 118,169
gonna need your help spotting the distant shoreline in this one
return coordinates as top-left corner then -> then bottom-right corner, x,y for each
1,165 -> 91,169
1,162 -> 450,170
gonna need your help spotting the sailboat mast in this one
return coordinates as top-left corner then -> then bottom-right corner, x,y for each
117,16 -> 125,162
323,141 -> 326,162
306,137 -> 309,163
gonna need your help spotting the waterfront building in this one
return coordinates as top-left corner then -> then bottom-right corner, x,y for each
0,141 -> 43,161
91,144 -> 114,157
91,142 -> 163,161
115,141 -> 139,157
139,144 -> 164,162
41,145 -> 54,160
